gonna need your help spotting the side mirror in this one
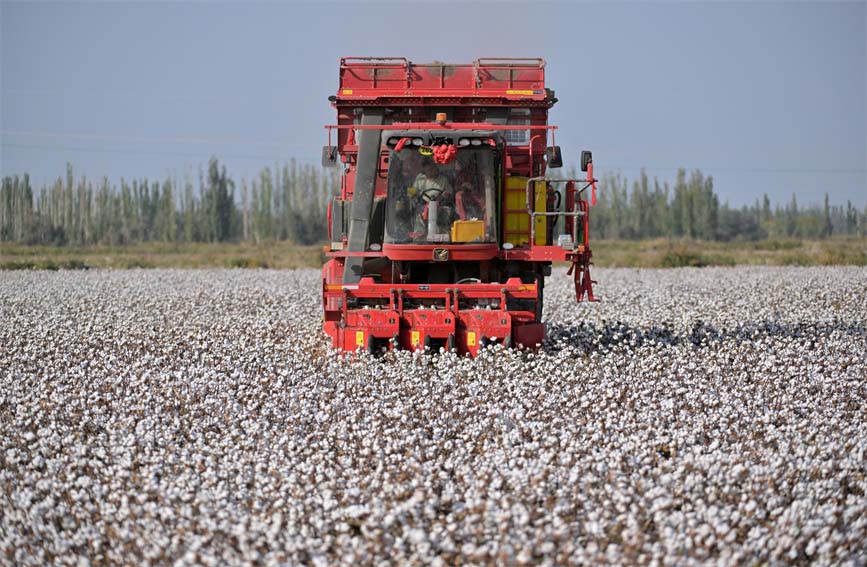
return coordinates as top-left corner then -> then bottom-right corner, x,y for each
322,146 -> 339,168
580,150 -> 593,172
545,146 -> 563,168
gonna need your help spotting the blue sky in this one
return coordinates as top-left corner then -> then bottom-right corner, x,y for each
1,1 -> 864,207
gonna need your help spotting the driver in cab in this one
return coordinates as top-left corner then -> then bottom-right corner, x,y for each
411,160 -> 453,200
408,160 -> 454,238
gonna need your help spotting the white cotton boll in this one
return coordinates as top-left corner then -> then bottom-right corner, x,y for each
0,266 -> 864,565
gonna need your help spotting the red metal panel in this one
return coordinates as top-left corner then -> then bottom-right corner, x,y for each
502,247 -> 568,262
326,123 -> 557,132
512,321 -> 545,349
337,58 -> 548,102
400,310 -> 456,349
409,64 -> 478,92
457,310 -> 512,357
381,243 -> 499,262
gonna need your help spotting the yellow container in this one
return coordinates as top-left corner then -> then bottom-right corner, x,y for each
451,219 -> 485,243
504,177 -> 546,246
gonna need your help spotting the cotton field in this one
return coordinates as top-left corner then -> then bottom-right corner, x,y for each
1,267 -> 865,566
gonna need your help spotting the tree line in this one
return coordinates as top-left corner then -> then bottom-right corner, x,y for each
586,168 -> 866,240
1,161 -> 864,246
0,159 -> 339,246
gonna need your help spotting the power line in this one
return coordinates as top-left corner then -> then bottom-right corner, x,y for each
3,142 -> 864,176
1,142 -> 313,162
600,165 -> 866,174
0,129 -> 312,149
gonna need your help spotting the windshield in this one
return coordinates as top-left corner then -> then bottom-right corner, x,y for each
384,148 -> 497,244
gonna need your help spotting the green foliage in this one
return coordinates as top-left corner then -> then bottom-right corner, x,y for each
658,245 -> 735,268
121,259 -> 155,269
592,169 -> 865,241
229,257 -> 269,269
752,238 -> 802,251
660,248 -> 706,268
0,260 -> 37,270
1,158 -> 341,247
0,258 -> 89,270
3,160 -> 863,247
61,259 -> 89,270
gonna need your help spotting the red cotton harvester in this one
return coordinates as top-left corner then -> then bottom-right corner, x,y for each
322,57 -> 599,356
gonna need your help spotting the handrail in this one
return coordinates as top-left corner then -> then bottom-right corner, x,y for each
525,177 -> 596,246
340,57 -> 411,90
341,57 -> 408,65
474,58 -> 545,67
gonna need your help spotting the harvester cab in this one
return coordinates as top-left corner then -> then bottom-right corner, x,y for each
322,57 -> 598,356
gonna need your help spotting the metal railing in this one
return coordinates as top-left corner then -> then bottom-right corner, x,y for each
525,177 -> 596,247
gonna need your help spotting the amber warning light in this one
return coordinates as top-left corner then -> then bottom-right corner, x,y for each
436,112 -> 447,125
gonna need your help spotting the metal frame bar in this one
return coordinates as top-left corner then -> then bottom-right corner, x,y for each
324,278 -> 537,312
326,123 -> 556,153
326,123 -> 556,132
525,177 -> 596,246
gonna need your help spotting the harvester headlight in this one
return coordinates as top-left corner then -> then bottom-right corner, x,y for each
412,138 -> 423,146
458,138 -> 470,147
388,137 -> 398,145
470,139 -> 482,146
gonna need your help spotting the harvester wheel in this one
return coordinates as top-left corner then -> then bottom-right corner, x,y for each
392,334 -> 400,351
447,333 -> 455,352
504,334 -> 512,349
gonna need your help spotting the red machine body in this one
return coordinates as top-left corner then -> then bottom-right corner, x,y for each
322,57 -> 597,356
